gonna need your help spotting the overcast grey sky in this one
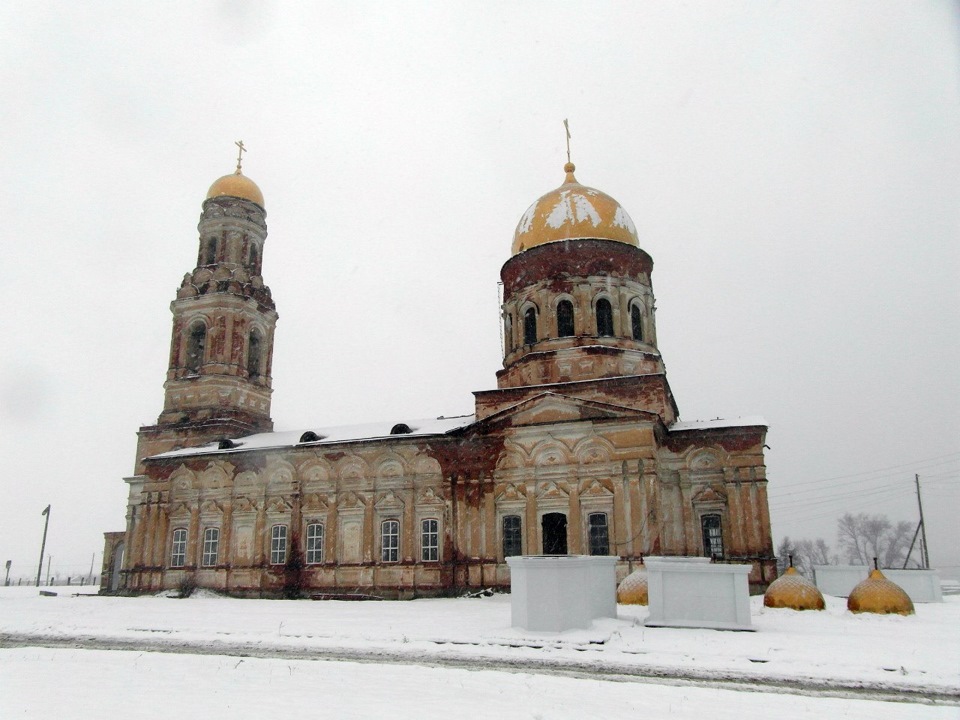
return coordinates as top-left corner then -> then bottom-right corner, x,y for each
2,2 -> 958,582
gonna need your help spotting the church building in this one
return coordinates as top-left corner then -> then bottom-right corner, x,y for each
101,151 -> 775,597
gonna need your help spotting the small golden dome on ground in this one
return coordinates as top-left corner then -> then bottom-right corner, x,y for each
763,566 -> 825,611
847,568 -> 915,615
206,170 -> 264,207
511,164 -> 638,255
617,564 -> 648,605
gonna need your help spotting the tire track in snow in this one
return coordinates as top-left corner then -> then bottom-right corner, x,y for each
1,631 -> 956,707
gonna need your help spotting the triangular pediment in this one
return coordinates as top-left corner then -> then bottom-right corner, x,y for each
692,485 -> 728,505
477,392 -> 657,430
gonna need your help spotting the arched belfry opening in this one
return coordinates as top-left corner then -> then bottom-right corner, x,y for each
185,322 -> 206,372
631,303 -> 643,341
523,307 -> 537,345
596,298 -> 614,337
248,330 -> 262,379
557,299 -> 574,337
541,512 -> 568,555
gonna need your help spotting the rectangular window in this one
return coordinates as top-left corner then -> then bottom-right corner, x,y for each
202,527 -> 220,567
701,514 -> 724,558
270,524 -> 288,565
502,515 -> 522,558
420,519 -> 439,562
171,528 -> 187,568
381,519 -> 400,563
588,513 -> 609,556
306,523 -> 324,565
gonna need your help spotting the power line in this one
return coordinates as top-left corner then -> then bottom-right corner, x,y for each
776,451 -> 960,489
776,491 -> 917,526
771,476 -> 907,501
774,485 -> 913,517
769,482 -> 908,510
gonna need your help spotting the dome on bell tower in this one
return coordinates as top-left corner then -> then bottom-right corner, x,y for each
511,163 -> 638,255
206,169 -> 264,208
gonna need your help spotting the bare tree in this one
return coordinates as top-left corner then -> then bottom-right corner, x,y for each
797,537 -> 834,568
837,513 -> 914,567
777,536 -> 835,576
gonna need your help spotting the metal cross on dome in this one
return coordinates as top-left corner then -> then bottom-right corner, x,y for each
563,119 -> 572,165
235,140 -> 246,173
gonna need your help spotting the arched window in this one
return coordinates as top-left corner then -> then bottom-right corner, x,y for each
202,527 -> 220,567
523,307 -> 537,345
202,237 -> 217,266
631,303 -> 643,341
248,330 -> 262,379
270,524 -> 288,565
306,523 -> 324,565
588,513 -> 609,556
504,313 -> 513,353
701,514 -> 724,559
557,300 -> 574,337
381,520 -> 400,563
248,244 -> 259,271
596,298 -> 614,337
170,528 -> 187,568
502,515 -> 522,558
185,322 -> 206,372
421,519 -> 439,562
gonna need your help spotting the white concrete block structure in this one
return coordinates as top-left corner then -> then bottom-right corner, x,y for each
645,556 -> 753,630
507,555 -> 617,632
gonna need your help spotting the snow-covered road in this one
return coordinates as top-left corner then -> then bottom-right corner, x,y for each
1,587 -> 957,718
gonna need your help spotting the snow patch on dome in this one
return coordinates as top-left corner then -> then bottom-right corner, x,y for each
546,191 -> 601,229
572,194 -> 601,226
516,201 -> 538,235
613,206 -> 636,235
545,192 -> 573,228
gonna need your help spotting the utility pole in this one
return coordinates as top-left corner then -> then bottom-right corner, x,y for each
915,474 -> 930,569
46,555 -> 52,586
88,552 -> 96,585
4,560 -> 10,586
36,505 -> 50,587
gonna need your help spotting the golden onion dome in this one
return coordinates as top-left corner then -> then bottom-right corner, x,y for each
511,162 -> 639,255
847,568 -> 914,615
206,170 -> 264,207
616,564 -> 648,605
763,566 -> 825,611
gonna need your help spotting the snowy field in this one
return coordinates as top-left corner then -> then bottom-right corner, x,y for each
1,586 -> 957,719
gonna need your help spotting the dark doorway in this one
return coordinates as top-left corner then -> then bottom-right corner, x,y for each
541,512 -> 568,555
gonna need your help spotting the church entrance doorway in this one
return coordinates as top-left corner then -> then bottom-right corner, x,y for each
541,512 -> 568,555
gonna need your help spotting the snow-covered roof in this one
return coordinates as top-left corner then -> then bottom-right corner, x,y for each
150,414 -> 476,460
668,416 -> 767,432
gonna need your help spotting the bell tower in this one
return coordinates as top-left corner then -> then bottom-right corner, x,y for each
135,145 -> 278,470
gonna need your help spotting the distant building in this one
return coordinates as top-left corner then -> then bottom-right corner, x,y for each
102,157 -> 775,597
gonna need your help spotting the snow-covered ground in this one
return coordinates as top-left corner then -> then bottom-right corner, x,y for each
2,586 -> 957,718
